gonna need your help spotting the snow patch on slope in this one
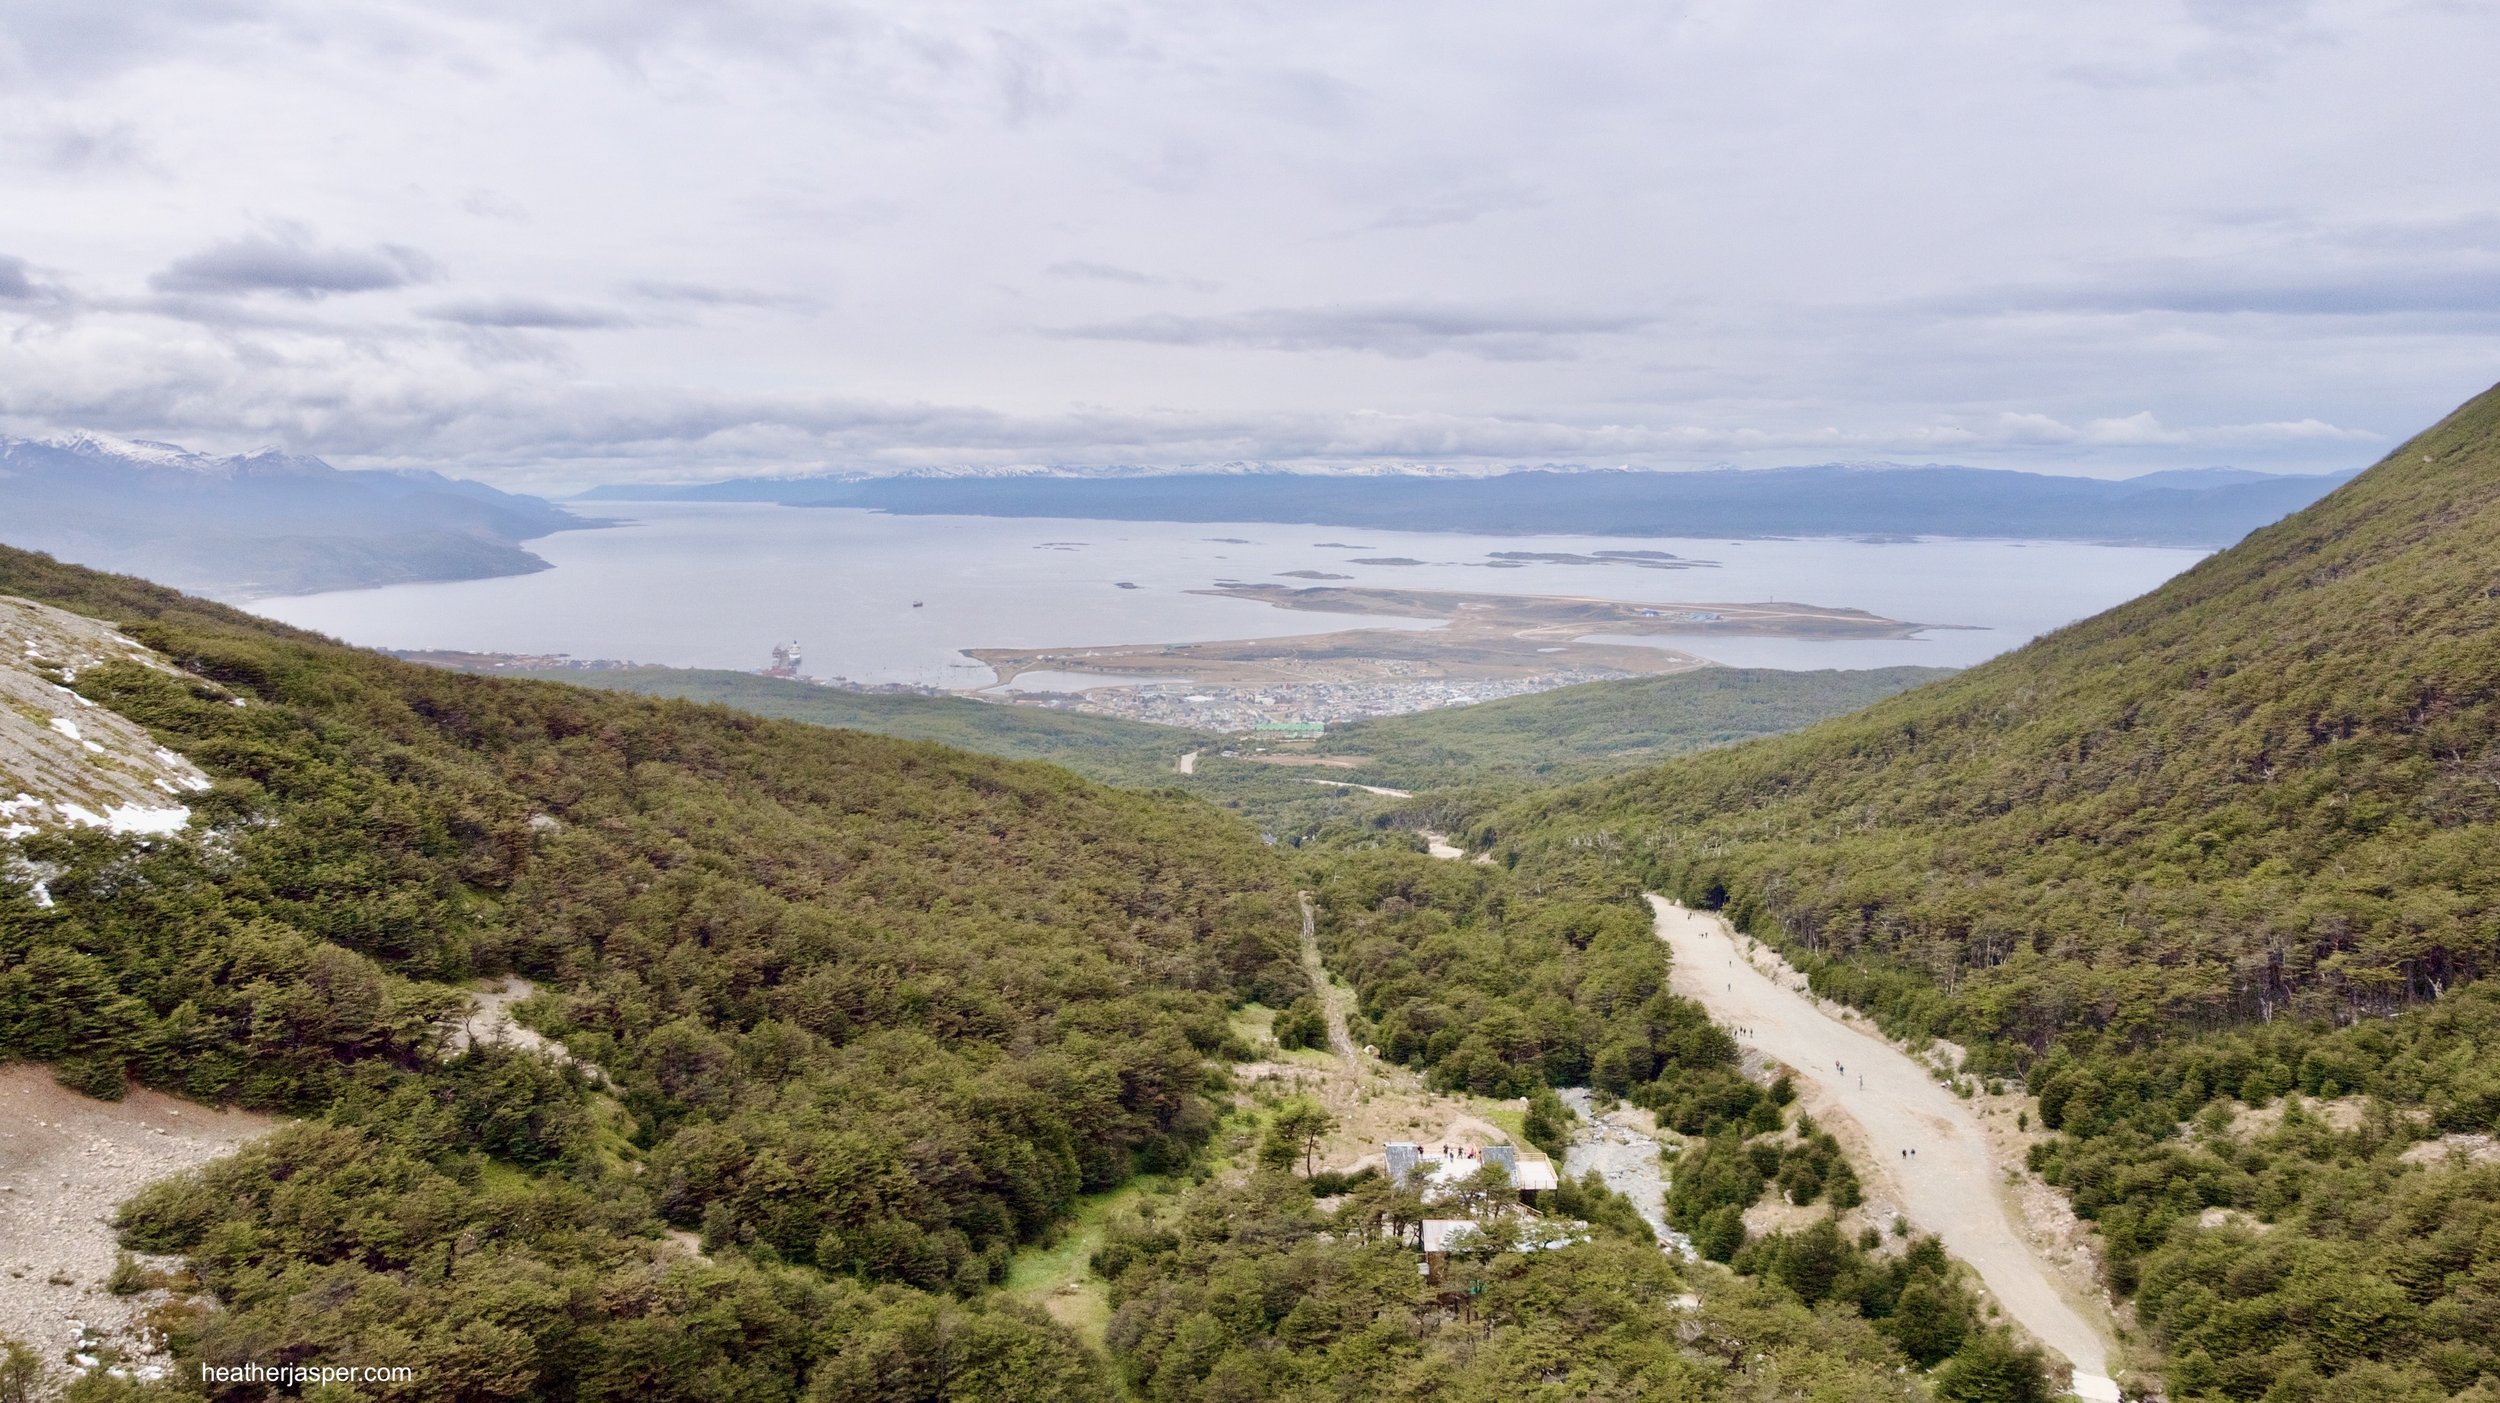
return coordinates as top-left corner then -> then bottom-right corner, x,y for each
0,595 -> 222,898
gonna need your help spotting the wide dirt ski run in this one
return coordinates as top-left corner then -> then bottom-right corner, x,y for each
1647,895 -> 2121,1402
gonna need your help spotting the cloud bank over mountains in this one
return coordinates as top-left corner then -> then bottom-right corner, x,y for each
0,0 -> 2493,489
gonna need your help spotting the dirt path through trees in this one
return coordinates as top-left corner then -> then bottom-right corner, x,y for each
1296,778 -> 1412,797
1297,893 -> 1362,1071
1646,895 -> 2122,1402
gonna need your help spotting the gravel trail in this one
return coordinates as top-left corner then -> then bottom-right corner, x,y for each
0,1066 -> 276,1384
1297,778 -> 1412,797
1647,895 -> 2121,1402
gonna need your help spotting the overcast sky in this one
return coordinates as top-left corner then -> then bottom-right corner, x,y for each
1,0 -> 2495,490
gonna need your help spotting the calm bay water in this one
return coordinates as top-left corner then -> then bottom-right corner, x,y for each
249,502 -> 2207,687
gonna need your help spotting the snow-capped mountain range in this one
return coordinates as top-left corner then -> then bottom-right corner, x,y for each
27,431 -> 358,479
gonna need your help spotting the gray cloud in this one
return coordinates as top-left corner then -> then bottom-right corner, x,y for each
1046,260 -> 1164,286
0,293 -> 2389,491
460,190 -> 529,221
2054,0 -> 2336,89
1049,305 -> 1659,360
1364,184 -> 1544,232
31,121 -> 148,174
150,232 -> 438,298
621,280 -> 818,311
479,1 -> 863,69
1043,261 -> 1221,294
427,297 -> 636,330
0,0 -> 271,87
0,256 -> 78,314
2068,276 -> 2500,318
0,0 -> 2495,486
1943,258 -> 2500,320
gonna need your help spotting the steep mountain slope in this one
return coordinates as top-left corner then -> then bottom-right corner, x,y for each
590,461 -> 2354,548
0,433 -> 585,597
0,543 -> 1300,1395
1493,381 -> 2500,1047
1479,384 -> 2500,1400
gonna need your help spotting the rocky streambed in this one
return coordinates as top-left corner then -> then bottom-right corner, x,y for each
1559,1087 -> 1693,1258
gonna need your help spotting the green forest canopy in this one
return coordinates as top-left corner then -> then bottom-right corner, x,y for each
492,659 -> 1944,838
1493,380 -> 2500,1051
19,368 -> 2491,1403
0,543 -> 1301,1397
0,545 -> 2051,1400
1477,381 -> 2500,1401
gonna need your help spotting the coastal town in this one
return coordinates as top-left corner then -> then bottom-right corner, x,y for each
996,668 -> 1638,728
389,646 -> 1650,729
383,576 -> 1933,731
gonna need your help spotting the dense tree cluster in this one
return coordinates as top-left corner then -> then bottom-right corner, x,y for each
1269,996 -> 1329,1053
2018,984 -> 2500,1399
1307,846 -> 1742,1104
111,1115 -> 1105,1402
1094,1171 -> 1924,1402
1663,1109 -> 1864,1262
1731,1221 -> 2044,1386
1640,1104 -> 2043,1395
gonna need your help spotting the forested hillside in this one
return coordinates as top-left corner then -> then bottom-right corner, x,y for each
478,666 -> 1385,835
1313,665 -> 1948,791
1496,381 -> 2500,1047
0,546 -> 2003,1400
479,664 -> 1209,787
1482,381 -> 2500,1401
479,660 -> 1942,838
0,543 -> 1299,1396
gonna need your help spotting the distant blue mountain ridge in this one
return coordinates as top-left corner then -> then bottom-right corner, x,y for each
0,433 -> 588,598
581,462 -> 2358,548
